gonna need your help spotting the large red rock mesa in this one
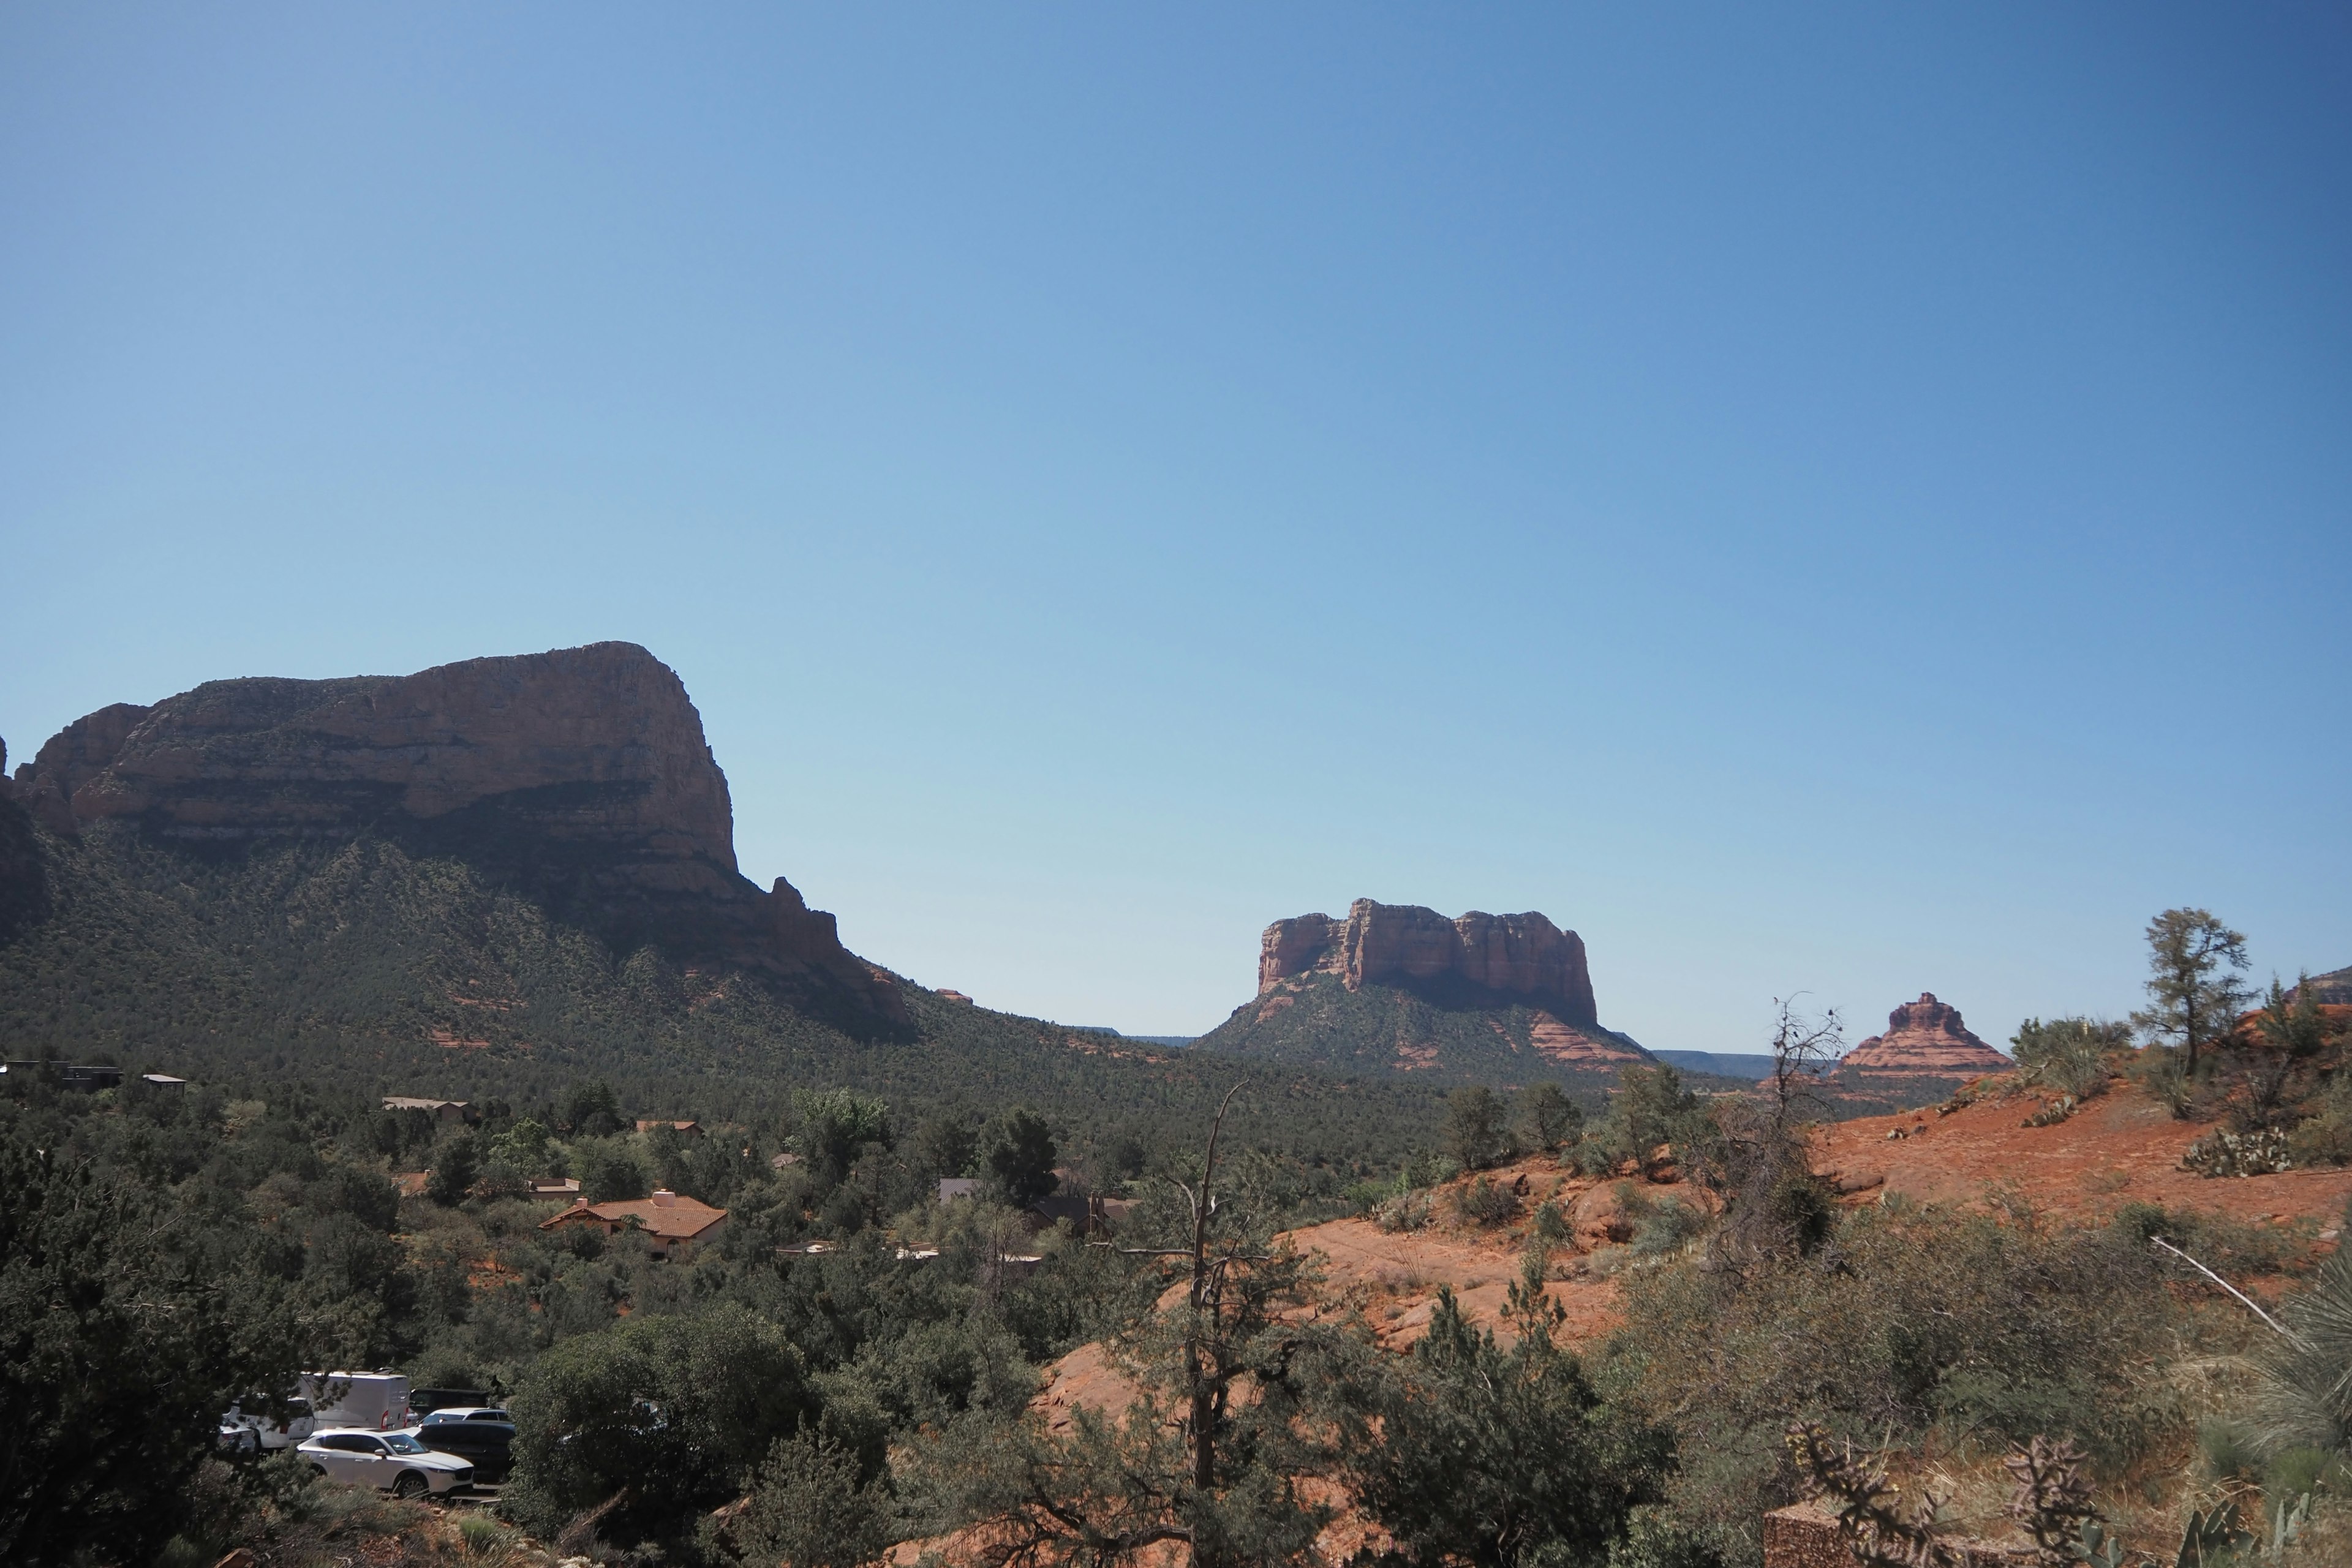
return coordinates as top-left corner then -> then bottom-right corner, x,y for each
1837,993 -> 2010,1080
6,643 -> 904,1022
1259,899 -> 1599,1025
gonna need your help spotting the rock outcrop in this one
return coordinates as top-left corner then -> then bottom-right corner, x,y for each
1257,900 -> 1597,1024
2291,967 -> 2352,1008
7,643 -> 905,1023
1836,993 -> 2009,1080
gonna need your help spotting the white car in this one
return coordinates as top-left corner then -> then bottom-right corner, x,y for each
297,1428 -> 475,1496
219,1395 -> 315,1451
417,1405 -> 508,1425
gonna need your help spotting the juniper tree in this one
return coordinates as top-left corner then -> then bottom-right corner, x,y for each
2132,908 -> 2250,1079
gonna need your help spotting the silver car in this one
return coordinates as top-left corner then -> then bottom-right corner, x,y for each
296,1428 -> 475,1496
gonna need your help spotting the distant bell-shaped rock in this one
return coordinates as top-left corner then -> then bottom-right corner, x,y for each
1837,993 -> 2011,1080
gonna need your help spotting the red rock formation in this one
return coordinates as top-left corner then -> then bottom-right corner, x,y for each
1837,993 -> 2010,1080
9,643 -> 905,1023
13,703 -> 153,838
1257,899 -> 1597,1024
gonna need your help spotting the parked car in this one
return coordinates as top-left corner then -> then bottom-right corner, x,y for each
418,1405 -> 508,1426
219,1395 -> 315,1451
413,1417 -> 515,1482
406,1385 -> 494,1422
216,1422 -> 259,1457
296,1429 -> 474,1496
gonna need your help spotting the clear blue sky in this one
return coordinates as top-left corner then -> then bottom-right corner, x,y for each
4,6 -> 2346,1049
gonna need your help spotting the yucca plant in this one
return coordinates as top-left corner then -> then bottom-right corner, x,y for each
2252,1242 -> 2352,1454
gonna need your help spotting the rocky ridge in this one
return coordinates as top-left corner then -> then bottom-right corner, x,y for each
2292,967 -> 2352,1008
1199,900 -> 1645,1078
1835,993 -> 2010,1080
1259,900 -> 1597,1023
2,643 -> 905,1022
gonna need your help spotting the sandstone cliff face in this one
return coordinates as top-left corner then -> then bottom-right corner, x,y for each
2291,967 -> 2352,1008
1837,993 -> 2010,1080
9,644 -> 904,1023
1257,899 -> 1597,1025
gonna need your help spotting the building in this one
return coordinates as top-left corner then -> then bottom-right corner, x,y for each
635,1119 -> 704,1138
2,1061 -> 124,1092
528,1177 -> 581,1198
538,1189 -> 728,1259
382,1096 -> 472,1123
937,1177 -> 981,1202
140,1073 -> 188,1091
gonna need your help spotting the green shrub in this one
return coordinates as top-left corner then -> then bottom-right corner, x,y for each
1348,1289 -> 1673,1567
1601,1200 -> 2199,1554
1452,1174 -> 1521,1228
457,1513 -> 511,1555
2200,1417 -> 2260,1481
1627,1194 -> 1708,1257
503,1303 -> 813,1542
2266,1446 -> 2350,1502
1442,1087 -> 1515,1172
2012,1017 -> 2128,1099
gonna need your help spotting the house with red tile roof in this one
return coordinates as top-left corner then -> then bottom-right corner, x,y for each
635,1119 -> 704,1137
538,1189 -> 727,1259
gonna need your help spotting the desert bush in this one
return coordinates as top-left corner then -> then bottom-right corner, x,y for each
2265,1445 -> 2350,1501
2011,1017 -> 2128,1101
1376,1190 -> 1434,1232
1452,1174 -> 1522,1227
1600,1200 -> 2201,1555
2128,1045 -> 2195,1116
1593,1066 -> 1708,1175
503,1302 -> 814,1544
1348,1287 -> 1673,1567
1514,1082 -> 1585,1153
2251,1241 -> 2352,1455
1626,1193 -> 1709,1257
2288,1073 -> 2352,1167
713,1429 -> 894,1568
2199,1417 -> 2260,1481
1443,1087 -> 1515,1172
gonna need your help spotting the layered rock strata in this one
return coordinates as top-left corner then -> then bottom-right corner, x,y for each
6,643 -> 904,1022
1257,899 -> 1598,1024
1836,993 -> 2009,1080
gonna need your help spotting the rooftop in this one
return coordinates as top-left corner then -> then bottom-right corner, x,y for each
539,1189 -> 728,1242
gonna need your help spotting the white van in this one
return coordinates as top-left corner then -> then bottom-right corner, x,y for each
300,1371 -> 412,1433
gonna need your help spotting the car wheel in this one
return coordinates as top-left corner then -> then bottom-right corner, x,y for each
391,1470 -> 429,1499
309,1464 -> 328,1479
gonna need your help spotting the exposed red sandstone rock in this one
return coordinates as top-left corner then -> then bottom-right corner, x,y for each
1257,899 -> 1597,1023
1836,993 -> 2010,1080
13,703 -> 153,838
9,643 -> 905,1022
1527,1011 -> 1649,1067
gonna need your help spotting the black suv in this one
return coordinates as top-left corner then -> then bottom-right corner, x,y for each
415,1419 -> 516,1483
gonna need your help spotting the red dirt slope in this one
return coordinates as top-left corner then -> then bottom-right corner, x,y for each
1811,1076 -> 2352,1231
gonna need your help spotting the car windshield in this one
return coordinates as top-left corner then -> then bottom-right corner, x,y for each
381,1434 -> 427,1453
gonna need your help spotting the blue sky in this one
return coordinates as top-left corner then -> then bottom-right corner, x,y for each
3,5 -> 2346,1048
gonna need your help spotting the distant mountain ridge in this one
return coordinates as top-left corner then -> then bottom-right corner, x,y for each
4,643 -> 902,1023
0,647 -> 1456,1162
1196,900 -> 1650,1082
